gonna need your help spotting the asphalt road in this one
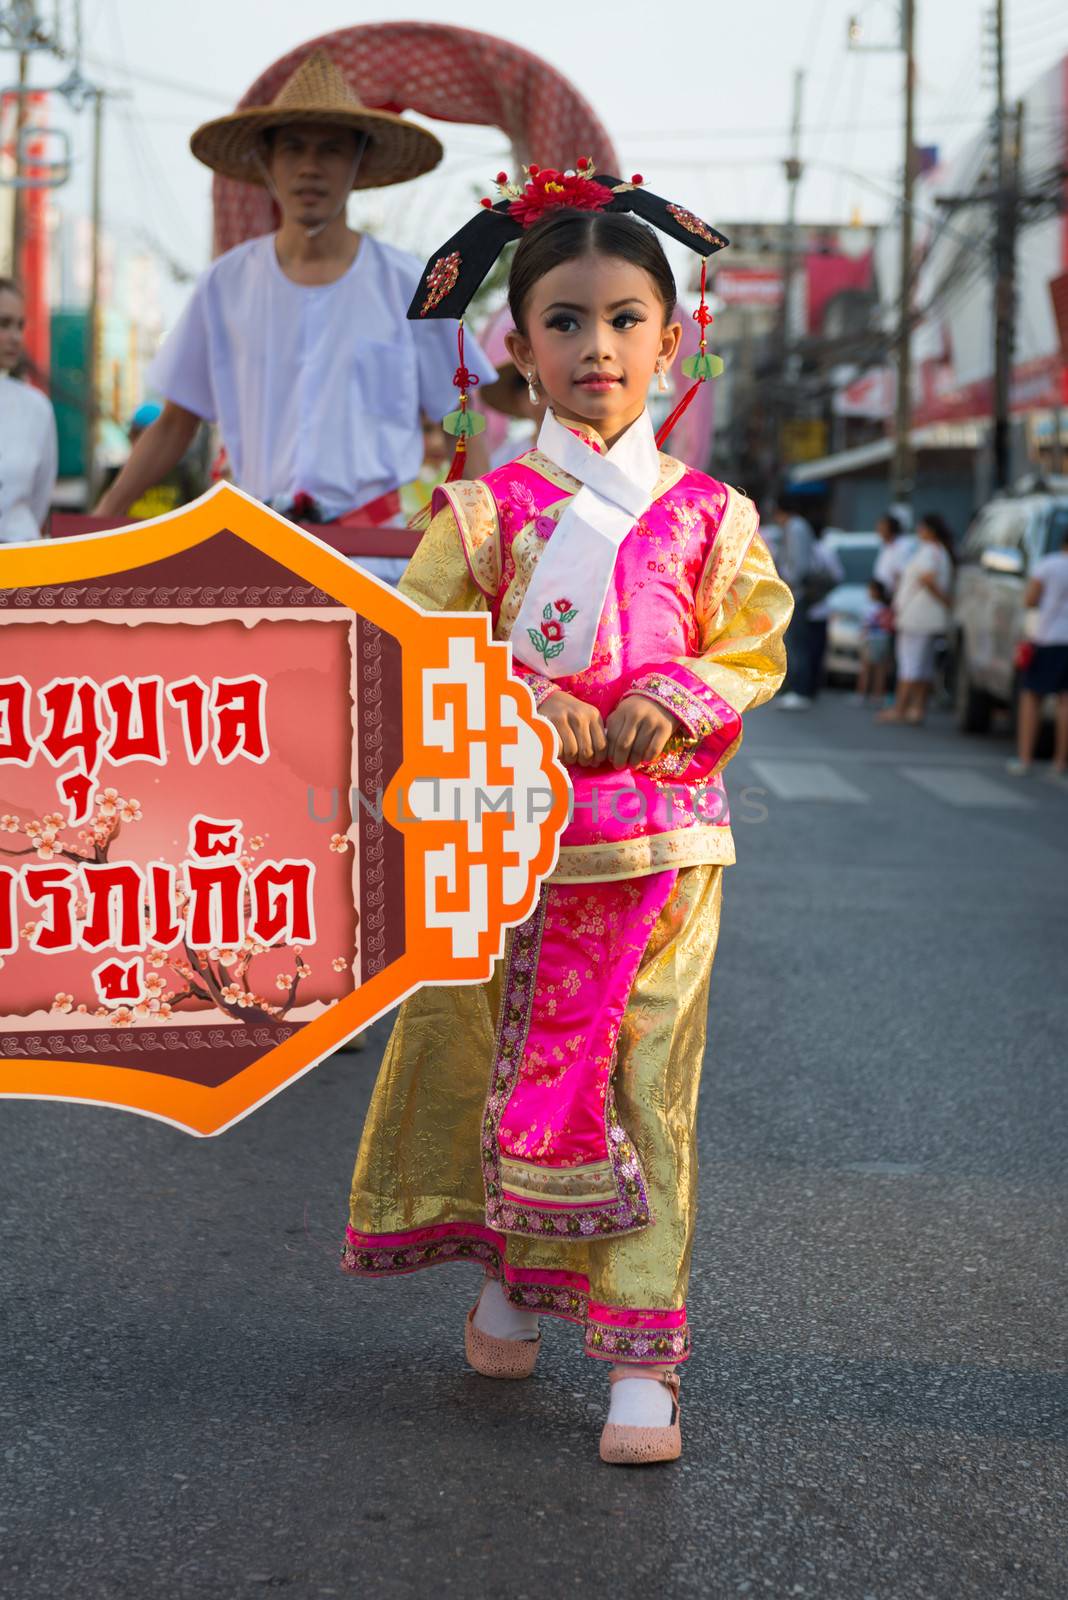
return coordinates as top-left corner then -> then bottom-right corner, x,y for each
2,693 -> 1066,1600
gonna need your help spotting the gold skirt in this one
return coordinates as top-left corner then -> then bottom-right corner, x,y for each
343,864 -> 724,1362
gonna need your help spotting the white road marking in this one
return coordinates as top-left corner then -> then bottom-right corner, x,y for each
749,759 -> 870,803
898,766 -> 1034,809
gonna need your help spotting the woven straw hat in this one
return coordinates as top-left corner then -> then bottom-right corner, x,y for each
190,50 -> 443,189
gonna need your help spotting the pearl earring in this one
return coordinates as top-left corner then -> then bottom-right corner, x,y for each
527,370 -> 539,405
656,358 -> 669,394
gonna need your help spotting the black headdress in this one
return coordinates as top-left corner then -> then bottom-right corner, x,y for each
407,161 -> 730,469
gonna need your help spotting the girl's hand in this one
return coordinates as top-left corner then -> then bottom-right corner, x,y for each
540,691 -> 608,767
604,694 -> 681,770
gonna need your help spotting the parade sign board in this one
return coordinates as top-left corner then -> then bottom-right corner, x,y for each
0,486 -> 568,1135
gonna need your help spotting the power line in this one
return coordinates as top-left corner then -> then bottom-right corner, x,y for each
81,51 -> 235,105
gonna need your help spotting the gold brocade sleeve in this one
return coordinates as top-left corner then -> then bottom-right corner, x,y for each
397,504 -> 490,615
685,532 -> 793,715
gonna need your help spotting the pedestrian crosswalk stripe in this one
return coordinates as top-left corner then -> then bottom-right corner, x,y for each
898,766 -> 1034,809
749,759 -> 870,803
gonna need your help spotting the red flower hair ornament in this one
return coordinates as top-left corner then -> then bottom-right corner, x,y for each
412,161 -> 726,327
408,159 -> 728,460
480,158 -> 631,229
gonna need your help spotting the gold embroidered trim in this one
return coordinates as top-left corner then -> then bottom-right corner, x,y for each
519,674 -> 558,707
500,1156 -> 618,1201
436,480 -> 502,596
695,486 -> 760,629
631,670 -> 723,741
518,449 -> 687,507
551,824 -> 736,883
497,518 -> 553,642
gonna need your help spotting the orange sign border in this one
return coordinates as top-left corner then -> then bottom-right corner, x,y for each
0,486 -> 570,1134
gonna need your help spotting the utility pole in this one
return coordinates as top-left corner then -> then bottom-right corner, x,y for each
775,68 -> 804,488
780,70 -> 804,366
938,2 -> 1058,492
891,0 -> 917,507
8,43 -> 28,274
3,0 -> 39,276
85,84 -> 103,502
991,98 -> 1025,491
991,0 -> 1016,491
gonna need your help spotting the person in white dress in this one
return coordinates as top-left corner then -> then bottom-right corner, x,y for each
877,513 -> 955,726
873,510 -> 916,597
0,278 -> 58,541
95,51 -> 494,547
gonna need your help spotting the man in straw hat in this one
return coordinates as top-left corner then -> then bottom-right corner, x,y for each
97,50 -> 494,538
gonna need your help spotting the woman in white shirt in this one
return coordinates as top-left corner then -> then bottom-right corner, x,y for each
0,278 -> 58,541
877,512 -> 955,726
1009,523 -> 1068,779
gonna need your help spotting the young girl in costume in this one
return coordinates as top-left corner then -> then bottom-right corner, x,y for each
341,165 -> 792,1465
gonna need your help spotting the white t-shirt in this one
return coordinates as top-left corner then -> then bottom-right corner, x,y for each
894,542 -> 953,634
148,233 -> 496,519
1031,549 -> 1068,645
874,534 -> 915,594
0,374 -> 57,541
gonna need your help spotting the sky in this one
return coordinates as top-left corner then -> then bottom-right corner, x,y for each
13,0 -> 1068,327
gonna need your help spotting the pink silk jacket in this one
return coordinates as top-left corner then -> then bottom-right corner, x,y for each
402,421 -> 793,884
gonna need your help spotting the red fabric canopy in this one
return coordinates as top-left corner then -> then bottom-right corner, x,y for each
212,24 -> 618,256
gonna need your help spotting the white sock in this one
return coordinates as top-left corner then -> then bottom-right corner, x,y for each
607,1372 -> 676,1428
472,1277 -> 540,1341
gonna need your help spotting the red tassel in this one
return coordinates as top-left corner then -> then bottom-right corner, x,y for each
445,437 -> 468,482
655,381 -> 702,450
443,319 -> 480,482
655,259 -> 713,450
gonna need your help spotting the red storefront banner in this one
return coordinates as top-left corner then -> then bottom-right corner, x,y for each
1051,272 -> 1068,367
713,269 -> 784,308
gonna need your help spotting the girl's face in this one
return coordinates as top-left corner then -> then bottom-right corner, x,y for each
0,290 -> 25,372
505,252 -> 680,446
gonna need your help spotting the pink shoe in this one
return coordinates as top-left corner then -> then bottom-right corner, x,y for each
599,1369 -> 682,1465
464,1303 -> 541,1380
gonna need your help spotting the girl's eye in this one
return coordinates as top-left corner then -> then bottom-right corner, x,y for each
545,314 -> 579,333
612,311 -> 644,329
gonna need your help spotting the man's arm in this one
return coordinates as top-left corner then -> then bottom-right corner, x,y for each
94,402 -> 200,518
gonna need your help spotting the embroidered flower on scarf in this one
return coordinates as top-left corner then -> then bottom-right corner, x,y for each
528,600 -> 579,662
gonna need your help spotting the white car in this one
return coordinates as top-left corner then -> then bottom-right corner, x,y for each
822,533 -> 884,683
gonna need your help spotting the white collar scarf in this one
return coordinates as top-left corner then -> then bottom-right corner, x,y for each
511,408 -> 661,679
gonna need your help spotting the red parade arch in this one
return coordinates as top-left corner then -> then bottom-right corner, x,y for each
207,25 -> 714,471
212,23 -> 619,256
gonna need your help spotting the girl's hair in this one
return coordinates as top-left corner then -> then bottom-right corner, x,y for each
507,211 -> 677,332
919,510 -> 956,563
